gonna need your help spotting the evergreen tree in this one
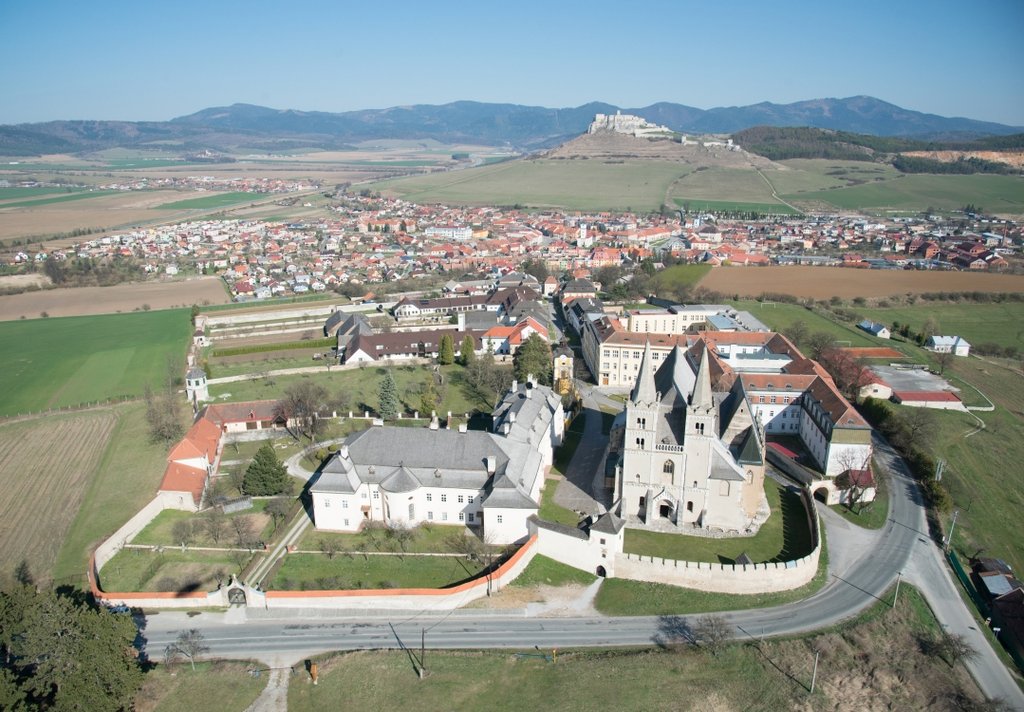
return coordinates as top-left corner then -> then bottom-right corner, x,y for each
438,333 -> 455,365
459,334 -> 476,366
420,378 -> 439,414
378,369 -> 399,420
0,585 -> 144,711
513,334 -> 553,385
242,443 -> 292,496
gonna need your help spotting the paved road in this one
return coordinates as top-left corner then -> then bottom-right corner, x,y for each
136,433 -> 1024,707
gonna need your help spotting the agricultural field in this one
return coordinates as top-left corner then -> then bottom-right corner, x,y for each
0,276 -> 228,320
863,301 -> 1024,353
289,586 -> 980,712
0,411 -> 117,582
0,308 -> 191,416
674,198 -> 801,215
767,159 -> 902,195
786,173 -> 1024,214
156,192 -> 269,210
669,167 -> 800,214
697,265 -> 1024,300
374,159 -> 693,211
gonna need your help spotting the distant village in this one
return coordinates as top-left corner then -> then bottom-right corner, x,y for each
9,191 -> 1022,299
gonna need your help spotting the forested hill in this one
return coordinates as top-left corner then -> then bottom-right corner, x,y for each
734,126 -> 1024,173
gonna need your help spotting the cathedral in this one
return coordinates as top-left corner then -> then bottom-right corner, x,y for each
615,341 -> 770,535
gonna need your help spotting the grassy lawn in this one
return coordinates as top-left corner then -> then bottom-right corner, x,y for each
726,299 -> 876,346
830,461 -> 889,530
510,554 -> 596,588
270,552 -> 484,590
864,301 -> 1024,353
0,309 -> 192,416
298,522 -> 470,555
131,500 -> 275,546
788,173 -> 1024,213
623,479 -> 813,564
595,530 -> 828,616
53,402 -> 176,587
537,478 -> 580,526
551,415 -> 584,476
208,363 -> 487,416
648,263 -> 712,296
98,548 -> 242,592
136,661 -> 265,712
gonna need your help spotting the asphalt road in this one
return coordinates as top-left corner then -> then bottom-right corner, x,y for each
139,434 -> 1024,708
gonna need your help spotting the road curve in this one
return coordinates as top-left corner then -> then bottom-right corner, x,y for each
137,434 -> 1024,707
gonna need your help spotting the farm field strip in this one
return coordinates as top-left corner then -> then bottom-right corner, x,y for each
786,173 -> 1024,212
0,412 -> 117,580
698,265 -> 1024,300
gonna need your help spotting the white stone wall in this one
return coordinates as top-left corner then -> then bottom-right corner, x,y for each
484,507 -> 534,545
531,522 -> 623,576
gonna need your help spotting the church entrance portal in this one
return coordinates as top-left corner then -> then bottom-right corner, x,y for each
659,502 -> 673,519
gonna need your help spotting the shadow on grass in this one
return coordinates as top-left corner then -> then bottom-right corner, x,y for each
772,486 -> 814,563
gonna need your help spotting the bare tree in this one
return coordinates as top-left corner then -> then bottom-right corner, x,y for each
924,632 -> 978,667
231,515 -> 259,550
935,349 -> 954,375
386,523 -> 415,560
835,451 -> 873,513
693,615 -> 732,656
805,332 -> 837,361
274,381 -> 329,444
168,629 -> 209,671
265,498 -> 291,534
202,510 -> 228,544
172,519 -> 194,547
319,537 -> 342,560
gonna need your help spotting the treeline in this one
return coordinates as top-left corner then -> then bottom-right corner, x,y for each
891,155 -> 1016,175
42,255 -> 147,287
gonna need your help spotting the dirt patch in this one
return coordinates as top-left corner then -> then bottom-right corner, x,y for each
464,582 -> 589,610
902,149 -> 1024,168
699,265 -> 1024,300
0,273 -> 50,289
0,276 -> 229,320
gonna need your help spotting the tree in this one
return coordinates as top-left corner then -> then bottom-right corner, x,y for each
168,629 -> 209,672
513,333 -> 553,385
378,368 -> 399,420
444,529 -> 508,595
892,408 -> 939,452
386,523 -> 415,560
925,632 -> 978,667
935,349 -> 954,375
143,383 -> 184,444
319,537 -> 342,560
419,378 -> 439,414
242,443 -> 292,496
784,319 -> 809,347
172,519 -> 194,547
805,331 -> 836,360
521,257 -> 549,283
459,334 -> 476,366
693,614 -> 732,656
202,510 -> 227,544
265,498 -> 291,533
438,333 -> 455,365
231,515 -> 259,549
274,381 -> 328,443
0,584 -> 144,711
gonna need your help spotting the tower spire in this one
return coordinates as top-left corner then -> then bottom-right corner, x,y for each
691,345 -> 713,410
630,338 -> 658,404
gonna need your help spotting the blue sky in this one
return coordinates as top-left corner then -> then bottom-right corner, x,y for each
2,0 -> 1022,126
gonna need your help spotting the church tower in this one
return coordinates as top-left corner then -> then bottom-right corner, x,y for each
687,346 -> 717,438
621,340 -> 661,520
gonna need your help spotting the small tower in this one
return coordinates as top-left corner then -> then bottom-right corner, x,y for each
185,367 -> 209,406
552,344 -> 574,395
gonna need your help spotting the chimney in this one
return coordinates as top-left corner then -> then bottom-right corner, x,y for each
525,386 -> 532,399
339,444 -> 349,459
511,379 -> 518,394
458,423 -> 468,433
502,422 -> 511,435
509,411 -> 516,423
486,456 -> 496,474
527,373 -> 534,387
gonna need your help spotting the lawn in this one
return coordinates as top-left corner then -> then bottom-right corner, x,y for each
622,479 -> 814,564
374,159 -> 693,211
98,548 -> 242,593
509,554 -> 596,588
298,522 -> 470,555
0,189 -> 117,208
51,403 -> 179,586
135,661 -> 266,712
0,309 -> 192,416
208,363 -> 488,416
726,299 -> 877,346
130,500 -> 275,547
787,173 -> 1024,213
648,263 -> 712,296
157,192 -> 260,210
863,301 -> 1024,353
270,552 -> 485,590
538,478 -> 580,526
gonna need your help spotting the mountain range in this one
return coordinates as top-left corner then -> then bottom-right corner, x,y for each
1,96 -> 1020,156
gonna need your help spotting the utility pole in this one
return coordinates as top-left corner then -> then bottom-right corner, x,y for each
809,649 -> 820,694
420,628 -> 426,679
944,509 -> 960,552
893,571 -> 902,608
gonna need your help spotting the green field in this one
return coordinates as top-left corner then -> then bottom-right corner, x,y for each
375,159 -> 693,211
137,662 -> 266,712
726,299 -> 877,346
0,189 -> 117,208
787,173 -> 1024,213
157,192 -> 261,210
0,309 -> 191,416
864,302 -> 1024,352
674,198 -> 801,215
271,552 -> 484,590
0,186 -> 87,200
768,160 -> 901,194
104,158 -> 189,169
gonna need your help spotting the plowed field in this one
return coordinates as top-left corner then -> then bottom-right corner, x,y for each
0,411 -> 117,581
698,266 -> 1024,299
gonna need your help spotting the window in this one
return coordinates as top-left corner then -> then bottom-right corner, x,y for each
496,514 -> 503,524
662,460 -> 674,475
408,503 -> 415,519
770,395 -> 776,404
458,495 -> 465,504
342,500 -> 348,509
344,519 -> 349,527
459,512 -> 465,522
686,501 -> 694,513
468,512 -> 475,523
361,492 -> 367,499
468,496 -> 475,504
427,511 -> 433,520
324,499 -> 331,508
426,493 -> 432,502
441,494 -> 447,503
600,538 -> 606,545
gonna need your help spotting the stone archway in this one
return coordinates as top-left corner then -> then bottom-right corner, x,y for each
813,487 -> 830,504
596,565 -> 607,578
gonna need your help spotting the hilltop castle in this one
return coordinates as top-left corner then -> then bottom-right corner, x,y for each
588,111 -> 673,138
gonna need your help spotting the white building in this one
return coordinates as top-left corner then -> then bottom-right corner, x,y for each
925,335 -> 971,357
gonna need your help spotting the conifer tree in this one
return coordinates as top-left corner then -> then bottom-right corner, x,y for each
460,334 -> 476,365
378,368 -> 399,420
438,333 -> 455,365
242,443 -> 292,496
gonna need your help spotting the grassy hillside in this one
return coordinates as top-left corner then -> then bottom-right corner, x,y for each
785,173 -> 1024,212
0,309 -> 191,416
